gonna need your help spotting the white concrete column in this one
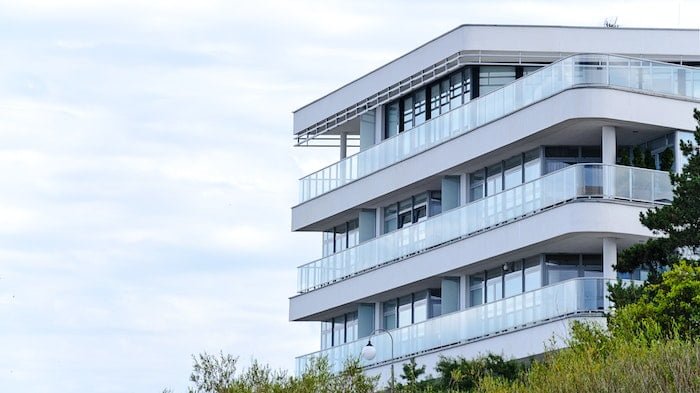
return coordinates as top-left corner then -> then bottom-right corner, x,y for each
460,173 -> 468,206
340,132 -> 348,159
603,237 -> 617,280
602,126 -> 617,165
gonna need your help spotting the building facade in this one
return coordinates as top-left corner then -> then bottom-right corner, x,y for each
289,25 -> 700,382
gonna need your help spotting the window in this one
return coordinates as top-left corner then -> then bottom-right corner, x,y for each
345,312 -> 358,343
333,223 -> 347,253
469,274 -> 484,306
398,295 -> 413,327
322,231 -> 334,257
383,300 -> 397,330
486,163 -> 503,195
414,89 -> 426,125
385,101 -> 400,138
582,254 -> 603,277
332,315 -> 345,346
544,146 -> 602,174
383,204 -> 397,233
546,254 -> 580,284
470,170 -> 485,201
430,84 -> 441,117
402,96 -> 414,130
450,72 -> 464,110
504,261 -> 523,297
486,267 -> 503,302
383,191 -> 441,234
479,66 -> 516,95
429,288 -> 442,318
413,291 -> 428,323
321,320 -> 333,349
523,149 -> 541,182
504,156 -> 523,189
347,219 -> 359,248
524,257 -> 541,291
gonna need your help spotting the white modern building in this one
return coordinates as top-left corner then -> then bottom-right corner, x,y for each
289,25 -> 700,383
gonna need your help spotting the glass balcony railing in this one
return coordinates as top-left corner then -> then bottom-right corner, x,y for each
297,164 -> 672,293
298,54 -> 700,204
296,277 -> 614,375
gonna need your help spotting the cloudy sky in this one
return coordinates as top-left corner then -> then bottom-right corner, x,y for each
0,0 -> 698,392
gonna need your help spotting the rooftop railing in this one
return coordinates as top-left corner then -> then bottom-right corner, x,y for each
296,164 -> 671,293
297,54 -> 700,204
296,277 -> 614,375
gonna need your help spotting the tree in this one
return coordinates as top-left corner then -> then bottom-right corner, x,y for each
632,145 -> 645,168
616,109 -> 700,275
660,147 -> 674,171
618,148 -> 631,166
398,358 -> 426,392
644,149 -> 656,169
609,261 -> 700,339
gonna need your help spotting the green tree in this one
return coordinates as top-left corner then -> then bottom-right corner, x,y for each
644,149 -> 656,169
618,147 -> 631,166
660,147 -> 675,171
617,109 -> 700,275
398,358 -> 427,392
632,145 -> 645,167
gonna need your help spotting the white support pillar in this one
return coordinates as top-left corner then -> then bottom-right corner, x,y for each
603,237 -> 617,280
340,132 -> 348,159
460,173 -> 468,206
374,301 -> 382,330
602,126 -> 617,165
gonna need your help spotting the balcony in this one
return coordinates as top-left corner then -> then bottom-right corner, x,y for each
296,277 -> 614,374
297,164 -> 671,293
297,54 -> 700,204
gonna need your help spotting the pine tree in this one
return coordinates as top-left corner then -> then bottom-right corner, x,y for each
617,109 -> 700,276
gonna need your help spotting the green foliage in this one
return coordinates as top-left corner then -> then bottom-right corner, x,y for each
398,358 -> 427,392
186,354 -> 376,393
434,354 -> 524,392
644,149 -> 656,169
632,145 -> 645,167
609,261 -> 700,340
618,147 -> 631,166
660,146 -> 675,171
606,280 -> 644,308
618,108 -> 700,274
477,321 -> 700,393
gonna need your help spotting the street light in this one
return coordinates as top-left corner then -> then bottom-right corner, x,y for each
361,329 -> 395,393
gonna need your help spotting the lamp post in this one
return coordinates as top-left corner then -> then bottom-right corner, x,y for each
360,328 -> 395,393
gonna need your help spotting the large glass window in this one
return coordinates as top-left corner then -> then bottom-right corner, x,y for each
504,156 -> 523,189
413,291 -> 428,323
470,170 -> 485,201
546,254 -> 580,284
398,295 -> 413,327
332,315 -> 345,346
383,300 -> 397,330
345,312 -> 358,343
402,96 -> 414,131
398,198 -> 413,229
347,219 -> 359,248
322,231 -> 334,257
450,72 -> 464,110
582,254 -> 603,277
524,256 -> 542,291
523,149 -> 541,182
414,89 -> 426,125
486,268 -> 503,302
544,146 -> 602,174
321,321 -> 333,349
334,224 -> 347,253
413,193 -> 428,223
486,163 -> 503,195
429,191 -> 442,216
429,289 -> 442,318
383,204 -> 397,234
430,84 -> 441,117
480,66 -> 516,95
385,101 -> 400,139
469,274 -> 484,306
504,261 -> 523,297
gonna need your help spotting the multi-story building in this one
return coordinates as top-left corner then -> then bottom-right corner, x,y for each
289,25 -> 700,383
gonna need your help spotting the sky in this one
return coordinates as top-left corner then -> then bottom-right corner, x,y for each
0,0 -> 699,392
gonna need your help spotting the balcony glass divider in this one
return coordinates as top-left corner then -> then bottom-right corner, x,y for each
297,164 -> 672,293
298,54 -> 700,203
